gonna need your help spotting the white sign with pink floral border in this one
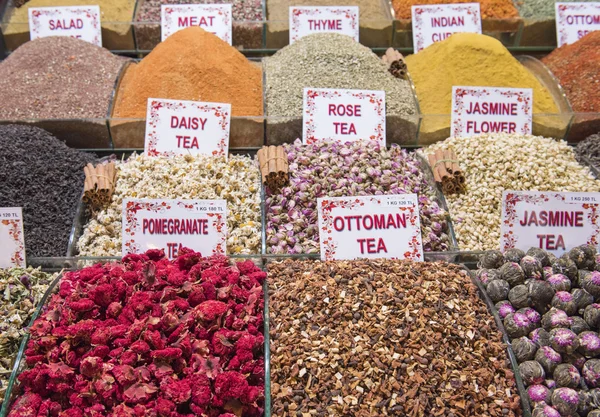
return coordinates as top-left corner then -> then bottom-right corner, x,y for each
501,191 -> 600,256
289,6 -> 359,43
0,208 -> 26,268
451,86 -> 532,138
28,6 -> 102,46
144,98 -> 230,158
317,194 -> 423,261
555,2 -> 600,46
122,199 -> 228,259
161,4 -> 232,44
411,3 -> 481,52
302,88 -> 386,145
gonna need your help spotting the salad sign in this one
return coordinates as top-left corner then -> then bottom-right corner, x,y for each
28,6 -> 102,46
122,199 -> 227,259
0,208 -> 26,268
302,88 -> 386,145
451,86 -> 533,138
161,4 -> 232,44
411,3 -> 481,52
144,98 -> 230,158
317,194 -> 423,261
289,6 -> 359,43
500,191 -> 600,255
555,2 -> 600,46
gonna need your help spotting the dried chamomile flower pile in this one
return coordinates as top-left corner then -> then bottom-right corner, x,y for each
478,246 -> 600,417
424,134 -> 600,251
269,259 -> 522,416
77,154 -> 261,255
266,140 -> 451,254
0,267 -> 54,405
8,250 -> 266,417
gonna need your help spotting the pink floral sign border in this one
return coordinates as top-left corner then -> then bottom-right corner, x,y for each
1,219 -> 26,267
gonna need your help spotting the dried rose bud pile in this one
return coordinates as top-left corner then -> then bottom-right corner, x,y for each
478,246 -> 600,416
266,140 -> 451,254
8,250 -> 266,417
269,259 -> 522,416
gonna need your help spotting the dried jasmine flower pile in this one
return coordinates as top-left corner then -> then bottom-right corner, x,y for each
0,267 -> 54,405
0,125 -> 96,257
8,250 -> 266,417
77,153 -> 261,256
576,133 -> 600,172
265,140 -> 451,254
269,259 -> 522,416
425,133 -> 600,251
478,246 -> 600,417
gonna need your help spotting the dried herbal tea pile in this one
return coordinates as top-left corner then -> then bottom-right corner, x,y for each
0,267 -> 53,405
8,250 -> 266,417
0,125 -> 96,257
265,140 -> 451,254
269,259 -> 522,416
77,153 -> 261,256
478,246 -> 600,417
576,133 -> 600,171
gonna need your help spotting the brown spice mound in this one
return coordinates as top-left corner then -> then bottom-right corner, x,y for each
269,259 -> 523,417
542,31 -> 600,113
113,27 -> 263,118
392,0 -> 518,20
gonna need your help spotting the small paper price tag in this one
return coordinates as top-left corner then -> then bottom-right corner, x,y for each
317,194 -> 423,261
0,208 -> 26,268
122,199 -> 227,259
302,88 -> 386,145
289,6 -> 359,43
451,86 -> 532,138
501,191 -> 600,255
161,4 -> 232,44
28,6 -> 102,46
555,2 -> 600,46
411,3 -> 481,52
144,98 -> 230,158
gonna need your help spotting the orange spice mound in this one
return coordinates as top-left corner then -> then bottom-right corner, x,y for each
392,0 -> 519,20
113,27 -> 263,118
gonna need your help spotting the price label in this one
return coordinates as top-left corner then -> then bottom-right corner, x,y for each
161,4 -> 232,44
289,6 -> 359,43
28,6 -> 102,46
317,194 -> 423,261
555,2 -> 600,46
451,86 -> 532,138
411,3 -> 481,52
302,88 -> 386,145
0,208 -> 26,268
122,199 -> 227,259
501,191 -> 600,255
144,98 -> 230,158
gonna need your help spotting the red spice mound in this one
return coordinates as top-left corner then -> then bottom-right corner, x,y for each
542,31 -> 600,113
9,249 -> 266,417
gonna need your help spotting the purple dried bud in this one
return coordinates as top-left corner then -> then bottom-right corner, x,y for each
528,384 -> 550,403
19,275 -> 30,288
583,271 -> 600,298
535,346 -> 562,375
519,307 -> 542,325
496,301 -> 516,319
551,387 -> 579,416
545,379 -> 556,389
578,331 -> 600,357
550,328 -> 579,354
532,405 -> 561,417
551,291 -> 578,316
505,312 -> 533,339
542,308 -> 573,331
583,359 -> 600,388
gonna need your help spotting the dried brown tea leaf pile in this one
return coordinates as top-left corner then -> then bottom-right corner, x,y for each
269,259 -> 522,417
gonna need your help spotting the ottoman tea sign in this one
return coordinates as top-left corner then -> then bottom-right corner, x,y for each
0,208 -> 26,268
290,6 -> 359,43
29,6 -> 102,46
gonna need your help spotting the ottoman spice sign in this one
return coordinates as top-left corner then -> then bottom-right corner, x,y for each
317,195 -> 423,261
122,199 -> 227,259
0,208 -> 26,268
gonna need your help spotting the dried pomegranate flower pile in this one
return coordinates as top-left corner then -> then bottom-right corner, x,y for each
8,249 -> 265,417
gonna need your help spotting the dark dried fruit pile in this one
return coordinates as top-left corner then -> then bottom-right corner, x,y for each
0,124 -> 96,257
8,249 -> 265,417
269,259 -> 522,417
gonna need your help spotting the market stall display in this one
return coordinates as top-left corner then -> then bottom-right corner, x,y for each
424,133 -> 600,251
269,259 -> 523,416
576,134 -> 600,173
0,125 -> 96,258
477,246 -> 600,416
77,153 -> 261,256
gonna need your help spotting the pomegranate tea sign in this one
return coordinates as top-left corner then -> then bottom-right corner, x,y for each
555,2 -> 600,46
289,6 -> 359,43
500,191 -> 600,255
411,3 -> 481,52
0,207 -> 26,268
161,4 -> 232,44
28,6 -> 102,46
451,86 -> 533,138
317,194 -> 423,261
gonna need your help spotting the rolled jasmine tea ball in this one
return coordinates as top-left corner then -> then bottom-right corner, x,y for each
519,307 -> 542,327
583,271 -> 600,299
500,262 -> 526,287
531,328 -> 551,347
480,250 -> 505,269
528,247 -> 552,267
572,289 -> 594,313
563,352 -> 586,371
569,245 -> 596,270
505,248 -> 526,263
547,274 -> 571,292
542,308 -> 573,331
505,312 -> 533,339
496,300 -> 516,319
584,304 -> 600,330
570,316 -> 591,335
520,360 -> 546,385
553,363 -> 581,389
552,291 -> 579,316
553,257 -> 578,282
513,336 -> 539,362
488,279 -> 511,303
477,268 -> 501,288
510,285 -> 532,309
551,387 -> 580,416
529,280 -> 555,313
528,384 -> 551,405
522,256 -> 544,280
532,405 -> 561,417
550,328 -> 580,354
536,346 -> 563,375
578,331 -> 600,357
583,359 -> 600,388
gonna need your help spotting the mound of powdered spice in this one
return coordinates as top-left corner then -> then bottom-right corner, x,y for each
0,125 -> 96,257
113,27 -> 263,118
0,37 -> 125,120
516,0 -> 596,19
392,0 -> 518,20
